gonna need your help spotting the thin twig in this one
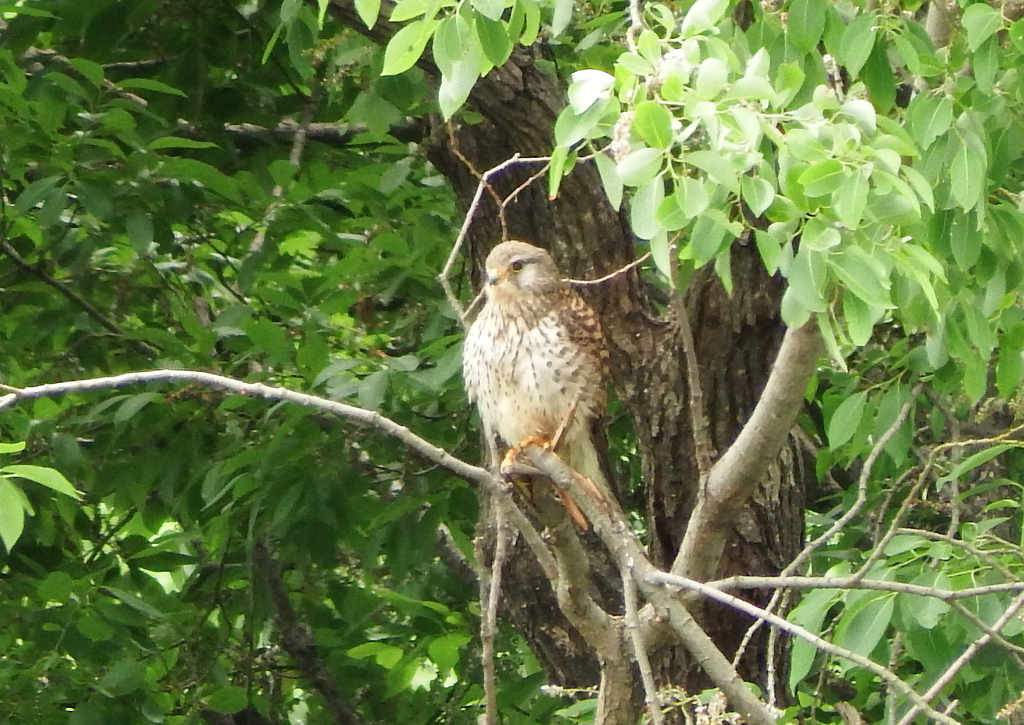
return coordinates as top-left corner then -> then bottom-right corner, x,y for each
0,368 -> 562,583
626,0 -> 644,53
895,589 -> 1024,725
622,561 -> 664,725
438,154 -> 551,326
741,389 -> 918,689
564,252 -> 651,286
648,570 -> 960,725
478,504 -> 510,725
708,574 -> 1024,601
248,82 -> 321,254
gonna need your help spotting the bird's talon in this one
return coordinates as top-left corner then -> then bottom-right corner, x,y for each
517,435 -> 552,451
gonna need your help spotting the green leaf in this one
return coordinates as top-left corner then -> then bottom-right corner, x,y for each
118,78 -> 187,96
788,246 -> 827,312
355,0 -> 382,26
427,632 -> 471,671
838,12 -> 876,79
617,147 -> 664,187
907,93 -> 952,150
474,14 -> 512,66
740,176 -> 774,216
147,137 -> 219,151
675,177 -> 710,220
834,592 -> 895,664
630,177 -> 665,240
15,175 -> 63,213
786,0 -> 826,54
471,0 -> 505,21
950,132 -> 985,210
594,152 -> 623,211
101,586 -> 165,618
843,291 -> 879,346
126,211 -> 155,255
827,248 -> 890,309
833,168 -> 868,229
207,686 -> 248,714
938,445 -> 1014,488
1011,19 -> 1024,53
381,19 -> 438,76
554,98 -> 611,148
0,479 -> 26,551
798,159 -> 845,197
551,0 -> 573,37
680,0 -> 729,35
633,101 -> 674,149
961,3 -> 1002,51
694,57 -> 728,100
2,464 -> 82,499
436,18 -> 482,120
774,61 -> 805,109
567,69 -> 614,115
788,582 -> 844,689
98,659 -> 147,697
349,641 -> 405,668
159,158 -> 240,201
828,389 -> 867,449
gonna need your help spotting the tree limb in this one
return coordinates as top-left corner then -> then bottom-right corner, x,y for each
647,571 -> 960,725
672,319 -> 823,581
252,539 -> 366,725
522,445 -> 778,725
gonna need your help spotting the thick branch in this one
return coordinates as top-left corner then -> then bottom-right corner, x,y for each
523,446 -> 778,725
672,320 -> 823,581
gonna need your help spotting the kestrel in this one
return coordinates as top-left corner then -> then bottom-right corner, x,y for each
463,241 -> 609,527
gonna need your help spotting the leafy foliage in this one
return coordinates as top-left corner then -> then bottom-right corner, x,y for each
5,0 -> 1024,722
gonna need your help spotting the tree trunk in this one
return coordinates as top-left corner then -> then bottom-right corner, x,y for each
427,44 -> 807,706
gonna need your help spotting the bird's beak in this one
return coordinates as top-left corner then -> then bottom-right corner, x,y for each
486,267 -> 503,286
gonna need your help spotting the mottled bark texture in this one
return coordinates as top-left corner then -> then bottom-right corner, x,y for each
421,45 -> 808,701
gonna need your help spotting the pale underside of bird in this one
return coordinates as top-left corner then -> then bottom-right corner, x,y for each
463,240 -> 610,528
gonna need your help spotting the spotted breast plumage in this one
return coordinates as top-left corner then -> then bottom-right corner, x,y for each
463,241 -> 609,526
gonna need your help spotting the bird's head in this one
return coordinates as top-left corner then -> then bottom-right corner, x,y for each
483,241 -> 562,299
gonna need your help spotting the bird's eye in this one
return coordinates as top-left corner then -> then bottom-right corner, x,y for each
511,260 -> 525,272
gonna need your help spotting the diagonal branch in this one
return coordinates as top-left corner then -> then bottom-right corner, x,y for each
522,445 -> 778,725
647,570 -> 960,725
672,319 -> 823,581
253,539 -> 365,725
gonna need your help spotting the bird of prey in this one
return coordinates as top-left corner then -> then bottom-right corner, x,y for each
463,240 -> 610,528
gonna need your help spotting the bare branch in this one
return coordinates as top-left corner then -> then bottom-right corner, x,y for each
895,590 -> 1024,725
522,445 -> 779,725
672,319 -> 823,581
647,570 -> 961,725
477,505 -> 511,725
438,154 -> 551,326
565,252 -> 651,287
622,563 -> 664,725
708,574 -> 1024,601
668,237 -> 713,479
